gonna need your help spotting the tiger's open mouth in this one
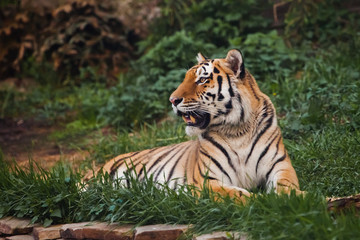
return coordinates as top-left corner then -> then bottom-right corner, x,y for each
178,111 -> 210,129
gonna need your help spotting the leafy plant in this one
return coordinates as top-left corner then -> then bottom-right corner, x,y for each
142,0 -> 271,49
0,157 -> 81,226
284,0 -> 360,46
261,40 -> 360,136
230,30 -> 308,79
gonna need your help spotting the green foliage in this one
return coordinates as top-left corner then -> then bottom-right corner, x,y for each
0,157 -> 81,226
137,31 -> 214,78
20,57 -> 61,86
230,30 -> 308,78
259,41 -> 360,136
0,87 -> 24,118
143,0 -> 271,48
0,0 -> 18,8
284,0 -> 360,46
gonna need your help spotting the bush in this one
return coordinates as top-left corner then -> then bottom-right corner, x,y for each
230,30 -> 308,79
284,0 -> 360,46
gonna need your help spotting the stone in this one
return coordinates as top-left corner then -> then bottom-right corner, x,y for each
134,224 -> 189,240
60,222 -> 133,240
33,225 -> 62,240
0,217 -> 37,235
5,235 -> 34,240
194,232 -> 247,240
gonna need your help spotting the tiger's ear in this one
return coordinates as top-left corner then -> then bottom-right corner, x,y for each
196,52 -> 206,64
225,49 -> 245,79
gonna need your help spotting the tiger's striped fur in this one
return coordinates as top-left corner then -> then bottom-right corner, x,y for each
86,49 -> 300,200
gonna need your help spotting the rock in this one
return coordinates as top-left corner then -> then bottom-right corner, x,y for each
193,231 -> 247,240
134,224 -> 189,240
33,225 -> 62,240
0,217 -> 37,235
60,222 -> 133,240
5,235 -> 34,240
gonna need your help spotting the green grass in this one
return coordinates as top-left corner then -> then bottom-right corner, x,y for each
0,157 -> 81,226
288,125 -> 360,197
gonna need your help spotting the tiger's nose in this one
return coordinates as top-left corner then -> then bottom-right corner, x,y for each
169,97 -> 183,106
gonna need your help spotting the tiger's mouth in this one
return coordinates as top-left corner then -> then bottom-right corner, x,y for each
178,111 -> 210,129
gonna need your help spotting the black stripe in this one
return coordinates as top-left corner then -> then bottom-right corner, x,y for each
225,100 -> 233,116
206,92 -> 216,101
265,154 -> 287,182
183,143 -> 194,183
240,106 -> 245,121
197,159 -> 217,180
204,134 -> 236,173
154,146 -> 185,181
237,94 -> 245,121
173,179 -> 179,190
213,67 -> 220,73
239,62 -> 245,79
226,74 -> 234,97
270,134 -> 282,163
237,94 -> 242,104
248,79 -> 260,101
245,114 -> 274,164
225,100 -> 232,112
198,166 -> 217,180
192,172 -> 199,184
255,133 -> 279,174
217,75 -> 224,101
138,145 -> 177,178
167,145 -> 191,182
200,149 -> 232,183
257,100 -> 271,128
110,151 -> 141,176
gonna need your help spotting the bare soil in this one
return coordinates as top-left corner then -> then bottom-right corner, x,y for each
0,118 -> 87,169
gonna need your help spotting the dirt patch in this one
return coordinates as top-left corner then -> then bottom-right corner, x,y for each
0,118 -> 88,169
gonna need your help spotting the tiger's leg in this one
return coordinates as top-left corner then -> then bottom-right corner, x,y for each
266,161 -> 303,195
204,180 -> 252,204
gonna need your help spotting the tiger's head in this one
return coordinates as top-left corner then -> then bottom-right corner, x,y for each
170,49 -> 262,136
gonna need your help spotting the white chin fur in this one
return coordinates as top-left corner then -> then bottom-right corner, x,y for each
185,126 -> 204,136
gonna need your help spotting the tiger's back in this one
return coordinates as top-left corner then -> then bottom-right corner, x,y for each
88,49 -> 300,200
100,141 -> 198,189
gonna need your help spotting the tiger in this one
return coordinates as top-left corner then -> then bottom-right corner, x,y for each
85,49 -> 300,201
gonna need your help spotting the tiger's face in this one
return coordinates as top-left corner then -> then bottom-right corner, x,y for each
170,49 -> 249,136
